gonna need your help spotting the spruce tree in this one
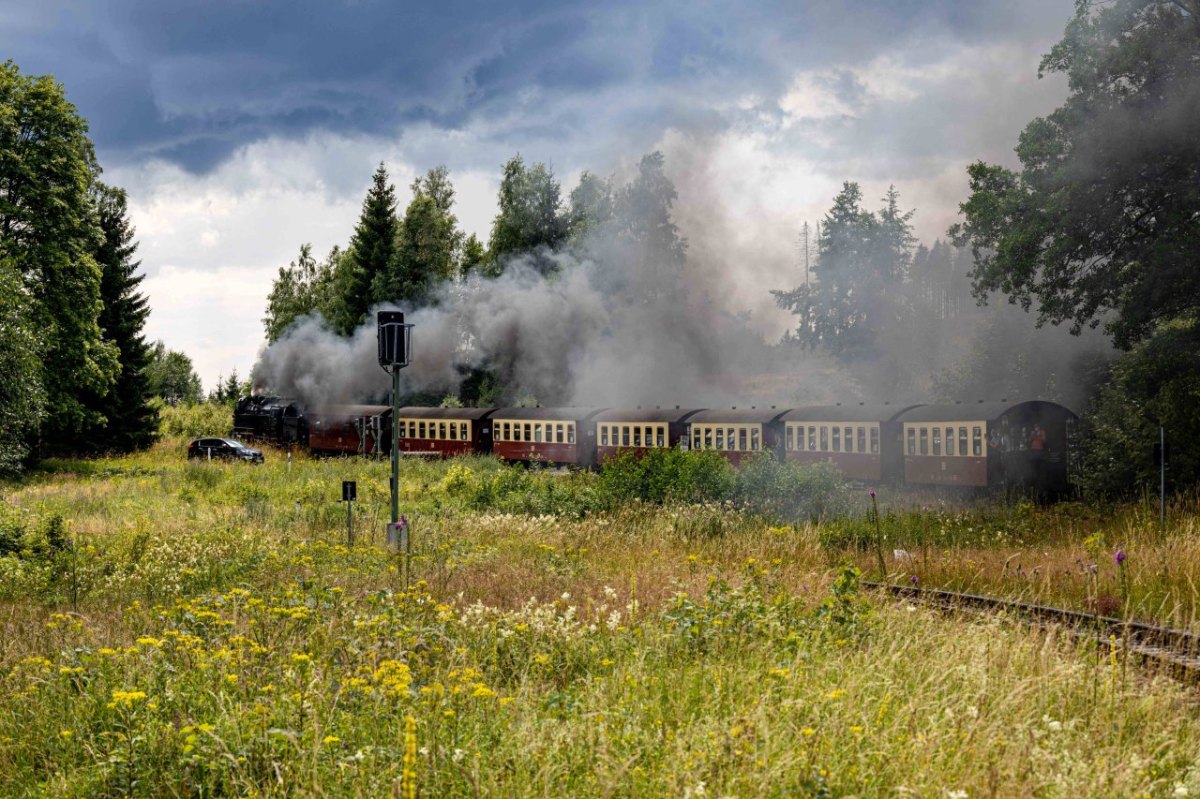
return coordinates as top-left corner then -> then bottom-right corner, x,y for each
86,183 -> 156,451
345,163 -> 399,320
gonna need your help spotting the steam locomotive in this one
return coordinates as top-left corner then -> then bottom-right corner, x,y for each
233,396 -> 1077,493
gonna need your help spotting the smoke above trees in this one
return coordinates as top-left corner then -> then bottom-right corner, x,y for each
253,148 -> 1110,414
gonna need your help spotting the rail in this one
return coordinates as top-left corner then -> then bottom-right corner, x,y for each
862,580 -> 1200,681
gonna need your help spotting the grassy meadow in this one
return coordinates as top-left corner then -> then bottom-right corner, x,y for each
2,439 -> 1200,797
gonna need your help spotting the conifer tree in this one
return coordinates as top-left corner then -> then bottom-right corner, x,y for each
343,163 -> 399,325
85,183 -> 156,451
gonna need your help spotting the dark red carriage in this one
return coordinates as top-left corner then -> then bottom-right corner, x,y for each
394,406 -> 497,458
491,408 -> 607,467
594,407 -> 705,465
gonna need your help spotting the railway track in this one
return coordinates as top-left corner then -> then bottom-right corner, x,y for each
863,581 -> 1200,681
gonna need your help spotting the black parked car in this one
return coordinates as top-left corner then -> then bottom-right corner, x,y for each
187,438 -> 264,463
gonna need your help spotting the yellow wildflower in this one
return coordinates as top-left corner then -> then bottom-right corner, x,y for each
108,689 -> 148,709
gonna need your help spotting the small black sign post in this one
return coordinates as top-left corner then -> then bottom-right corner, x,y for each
342,480 -> 357,545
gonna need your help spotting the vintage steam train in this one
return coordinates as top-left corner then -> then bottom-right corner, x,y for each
234,395 -> 1077,493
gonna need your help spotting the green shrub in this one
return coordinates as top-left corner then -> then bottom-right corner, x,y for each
597,449 -> 733,506
158,401 -> 232,439
732,455 -> 851,521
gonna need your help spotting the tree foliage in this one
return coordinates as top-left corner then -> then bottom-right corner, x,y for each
773,183 -> 914,359
0,256 -> 43,474
950,0 -> 1200,350
344,163 -> 399,327
1077,316 -> 1200,497
375,166 -> 463,305
145,342 -> 203,406
263,243 -> 335,342
0,60 -> 118,446
84,182 -> 157,452
485,155 -> 570,276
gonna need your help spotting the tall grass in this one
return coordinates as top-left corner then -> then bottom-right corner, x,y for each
3,445 -> 1200,795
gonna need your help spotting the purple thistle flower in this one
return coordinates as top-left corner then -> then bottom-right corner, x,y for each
869,489 -> 877,499
1114,549 -> 1127,566
909,575 -> 919,585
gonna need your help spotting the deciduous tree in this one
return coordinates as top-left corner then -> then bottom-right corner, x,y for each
950,0 -> 1200,350
485,155 -> 569,276
0,60 -> 118,446
145,342 -> 203,405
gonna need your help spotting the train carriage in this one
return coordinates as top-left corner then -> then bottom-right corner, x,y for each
395,407 -> 497,458
492,408 -> 607,467
594,407 -> 705,465
897,401 -> 1077,493
307,405 -> 391,456
684,408 -> 788,466
781,404 -> 918,482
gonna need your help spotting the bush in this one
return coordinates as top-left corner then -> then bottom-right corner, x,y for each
598,449 -> 849,523
157,401 -> 233,439
597,449 -> 734,506
1076,317 -> 1200,499
732,455 -> 851,521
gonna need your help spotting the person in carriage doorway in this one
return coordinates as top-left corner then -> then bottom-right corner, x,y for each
1029,424 -> 1047,490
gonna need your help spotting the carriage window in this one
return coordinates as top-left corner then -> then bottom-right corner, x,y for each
832,426 -> 841,452
446,422 -> 454,441
555,423 -> 563,443
600,425 -> 608,446
959,427 -> 968,456
463,422 -> 470,440
397,421 -> 405,439
704,427 -> 713,449
443,422 -> 450,440
692,429 -> 701,450
619,426 -> 628,446
657,427 -> 665,448
535,424 -> 543,443
819,426 -> 828,451
919,427 -> 929,455
634,426 -> 642,447
843,427 -> 852,452
786,426 -> 795,451
932,427 -> 941,456
808,427 -> 817,451
857,427 -> 866,454
523,423 -> 531,442
567,424 -> 575,445
715,428 -> 724,449
945,427 -> 954,456
870,427 -> 879,454
973,426 -> 983,456
750,428 -> 760,450
645,426 -> 653,447
418,421 -> 426,438
906,428 -> 915,455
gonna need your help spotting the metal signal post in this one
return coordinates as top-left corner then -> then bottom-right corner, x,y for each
377,311 -> 413,542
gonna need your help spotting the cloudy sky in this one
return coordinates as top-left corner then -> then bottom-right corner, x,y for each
3,0 -> 1075,390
